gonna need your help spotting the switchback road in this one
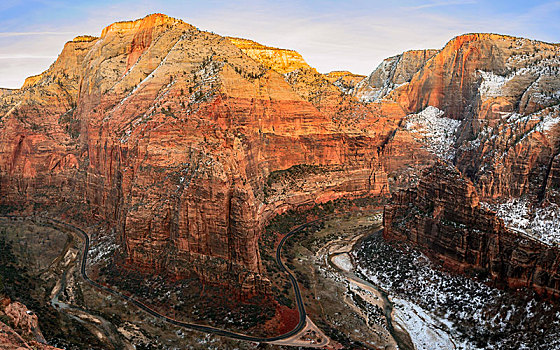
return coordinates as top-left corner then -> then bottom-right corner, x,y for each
44,216 -> 320,344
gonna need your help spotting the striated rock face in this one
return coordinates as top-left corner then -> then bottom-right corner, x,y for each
546,153 -> 560,204
324,71 -> 365,94
0,32 -> 95,213
374,33 -> 560,245
384,162 -> 560,298
0,298 -> 60,349
457,105 -> 560,201
227,37 -> 311,74
353,49 -> 438,102
412,34 -> 560,204
393,34 -> 559,117
390,35 -> 560,196
0,14 -> 395,294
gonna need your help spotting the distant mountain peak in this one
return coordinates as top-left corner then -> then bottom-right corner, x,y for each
100,13 -> 188,38
227,36 -> 310,74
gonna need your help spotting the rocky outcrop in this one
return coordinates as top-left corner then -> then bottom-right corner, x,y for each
72,35 -> 98,43
0,30 -> 96,216
374,34 -> 560,301
384,162 -> 560,299
393,34 -> 559,117
0,14 -> 395,295
228,37 -> 311,74
369,33 -> 560,208
457,105 -> 560,201
325,71 -> 365,94
0,298 -> 60,349
21,74 -> 45,89
353,49 -> 438,102
4,302 -> 46,343
546,153 -> 560,204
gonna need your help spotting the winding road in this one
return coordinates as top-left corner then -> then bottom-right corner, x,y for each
45,216 -> 322,344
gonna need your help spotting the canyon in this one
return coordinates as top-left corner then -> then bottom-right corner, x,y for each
384,162 -> 560,298
0,14 -> 396,295
382,34 -> 560,299
0,12 -> 559,348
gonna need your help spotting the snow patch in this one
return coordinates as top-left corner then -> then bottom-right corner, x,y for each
393,297 -> 456,350
405,106 -> 461,160
354,233 -> 560,349
490,198 -> 531,230
529,204 -> 560,246
535,113 -> 560,133
332,253 -> 353,272
486,199 -> 560,246
478,70 -> 510,100
353,56 -> 405,102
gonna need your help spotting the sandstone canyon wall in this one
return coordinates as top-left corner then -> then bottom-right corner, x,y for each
353,49 -> 439,102
377,34 -> 560,298
0,14 -> 396,294
1,13 -> 559,299
384,162 -> 560,298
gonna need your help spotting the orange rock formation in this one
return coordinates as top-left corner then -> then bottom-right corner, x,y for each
0,14 -> 396,294
1,15 -> 559,300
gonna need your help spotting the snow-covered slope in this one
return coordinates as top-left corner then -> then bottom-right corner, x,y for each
404,106 -> 461,161
484,199 -> 560,246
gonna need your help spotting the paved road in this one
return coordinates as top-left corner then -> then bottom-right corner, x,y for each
45,216 -> 317,343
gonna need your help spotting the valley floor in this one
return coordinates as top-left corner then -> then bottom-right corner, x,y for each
282,210 -> 560,350
354,232 -> 560,350
0,217 -> 274,350
2,211 -> 559,350
297,211 -> 459,349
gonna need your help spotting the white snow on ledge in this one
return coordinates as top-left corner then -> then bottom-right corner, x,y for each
405,106 -> 461,160
484,199 -> 531,231
478,70 -> 510,101
392,297 -> 456,350
484,199 -> 560,246
535,113 -> 560,133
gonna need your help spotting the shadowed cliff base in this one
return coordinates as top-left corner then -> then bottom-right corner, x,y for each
384,162 -> 560,300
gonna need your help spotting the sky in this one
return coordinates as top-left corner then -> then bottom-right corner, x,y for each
0,0 -> 559,88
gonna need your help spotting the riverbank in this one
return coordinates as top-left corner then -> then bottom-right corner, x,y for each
354,232 -> 560,349
313,211 -> 462,350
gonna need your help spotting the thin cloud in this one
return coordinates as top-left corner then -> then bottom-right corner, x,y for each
0,55 -> 57,59
0,31 -> 75,37
404,0 -> 477,10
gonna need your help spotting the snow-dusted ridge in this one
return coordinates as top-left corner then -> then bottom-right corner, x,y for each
405,106 -> 461,160
483,198 -> 560,246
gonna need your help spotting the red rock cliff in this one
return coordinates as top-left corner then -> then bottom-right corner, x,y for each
353,49 -> 439,102
378,33 -> 560,214
0,14 -> 395,294
384,162 -> 560,299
